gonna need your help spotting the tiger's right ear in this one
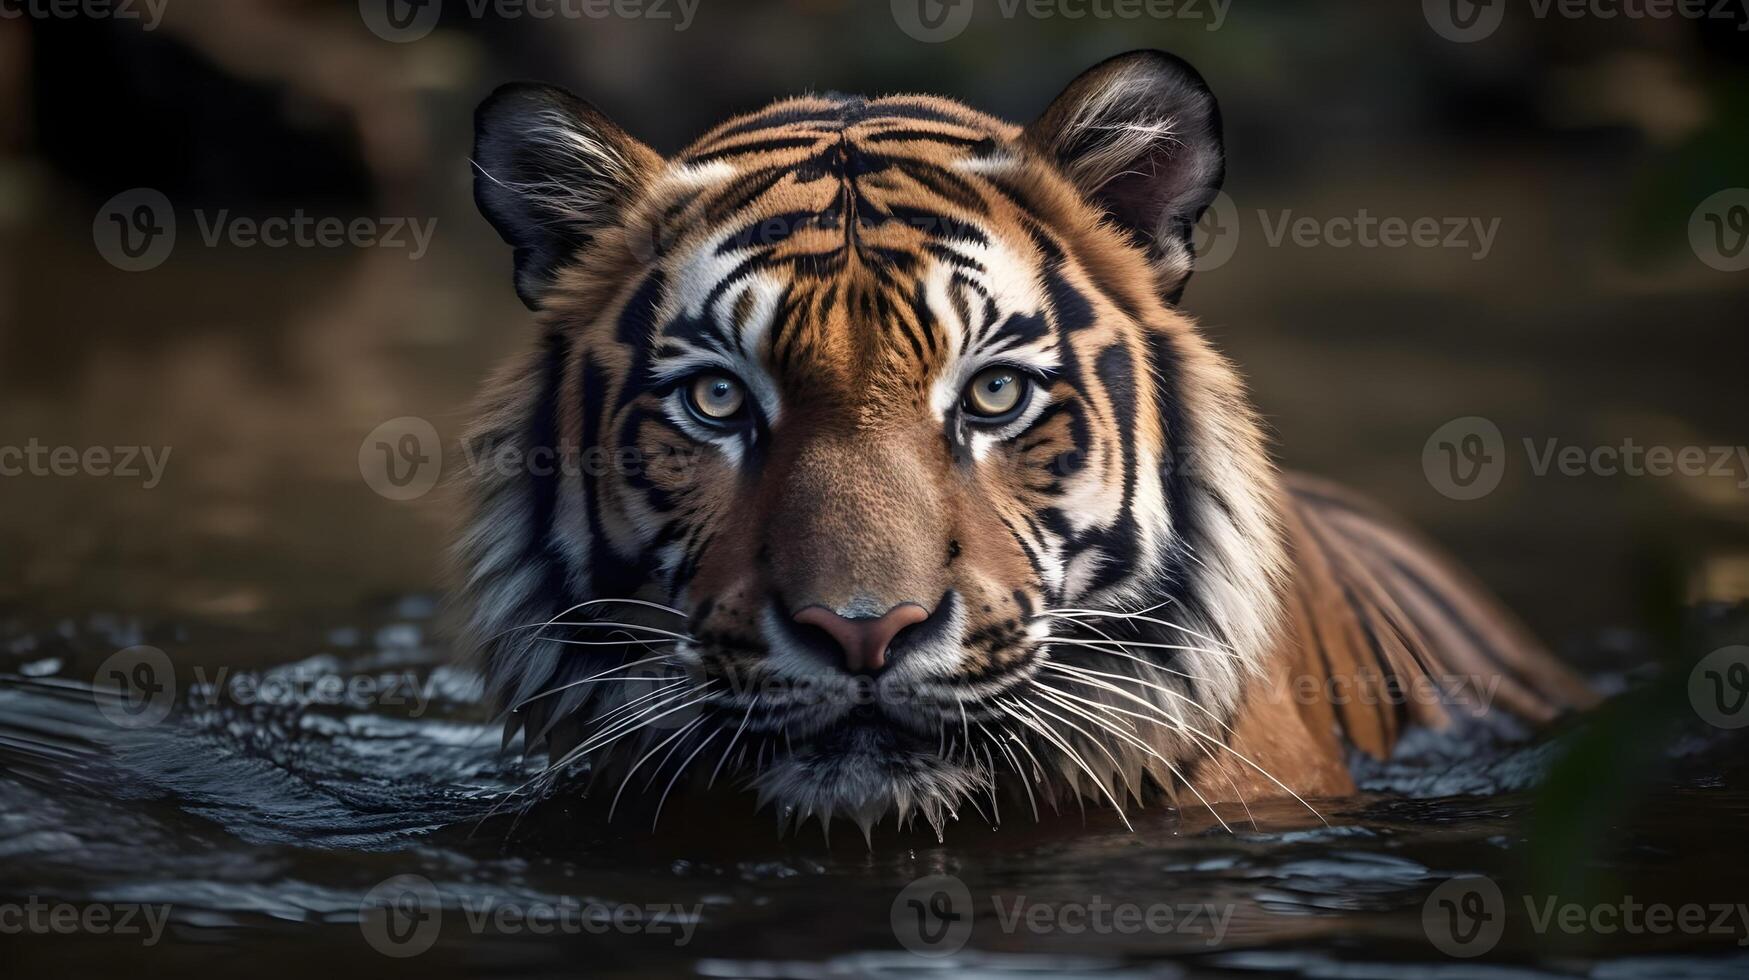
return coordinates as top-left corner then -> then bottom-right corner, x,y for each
473,83 -> 661,310
1024,51 -> 1223,304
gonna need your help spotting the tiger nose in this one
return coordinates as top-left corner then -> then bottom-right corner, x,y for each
792,603 -> 930,675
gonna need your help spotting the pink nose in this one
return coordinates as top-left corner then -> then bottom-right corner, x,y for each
793,603 -> 930,674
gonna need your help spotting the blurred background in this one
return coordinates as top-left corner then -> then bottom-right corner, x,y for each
1,0 -> 1747,665
3,4 -> 1749,974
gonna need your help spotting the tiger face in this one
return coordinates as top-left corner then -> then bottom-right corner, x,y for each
462,51 -> 1290,835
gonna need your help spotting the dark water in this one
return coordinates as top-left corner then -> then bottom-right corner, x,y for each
3,600 -> 1748,977
4,76 -> 1749,975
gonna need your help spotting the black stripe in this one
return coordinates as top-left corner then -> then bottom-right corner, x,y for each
686,134 -> 825,164
702,105 -> 845,143
1147,327 -> 1203,607
885,203 -> 989,247
863,128 -> 994,148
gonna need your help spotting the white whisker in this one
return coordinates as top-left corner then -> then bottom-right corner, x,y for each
1002,697 -> 1134,831
509,653 -> 680,710
1033,680 -> 1231,833
609,716 -> 707,822
652,728 -> 722,830
1040,608 -> 1236,655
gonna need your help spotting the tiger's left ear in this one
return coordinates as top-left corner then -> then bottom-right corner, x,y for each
474,83 -> 662,310
1024,50 -> 1224,303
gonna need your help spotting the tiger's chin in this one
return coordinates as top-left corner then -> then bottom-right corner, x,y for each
749,722 -> 992,842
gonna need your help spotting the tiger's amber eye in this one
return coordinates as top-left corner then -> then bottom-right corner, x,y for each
688,374 -> 746,421
963,367 -> 1027,420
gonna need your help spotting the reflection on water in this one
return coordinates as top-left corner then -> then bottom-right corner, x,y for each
2,600 -> 1748,976
2,19 -> 1748,970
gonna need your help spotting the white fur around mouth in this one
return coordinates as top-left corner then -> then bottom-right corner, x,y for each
751,724 -> 991,843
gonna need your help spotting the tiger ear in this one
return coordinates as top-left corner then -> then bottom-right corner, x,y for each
1024,50 -> 1224,303
473,83 -> 661,310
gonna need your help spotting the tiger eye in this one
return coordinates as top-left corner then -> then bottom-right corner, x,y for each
963,367 -> 1026,420
689,374 -> 746,421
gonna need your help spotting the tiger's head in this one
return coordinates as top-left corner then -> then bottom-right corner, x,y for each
460,51 -> 1289,836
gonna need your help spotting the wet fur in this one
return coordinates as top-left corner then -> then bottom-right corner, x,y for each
456,52 -> 1593,836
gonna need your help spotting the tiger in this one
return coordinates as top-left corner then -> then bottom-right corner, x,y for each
456,50 -> 1596,838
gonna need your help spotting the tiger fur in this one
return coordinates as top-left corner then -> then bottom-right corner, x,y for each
457,50 -> 1595,836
